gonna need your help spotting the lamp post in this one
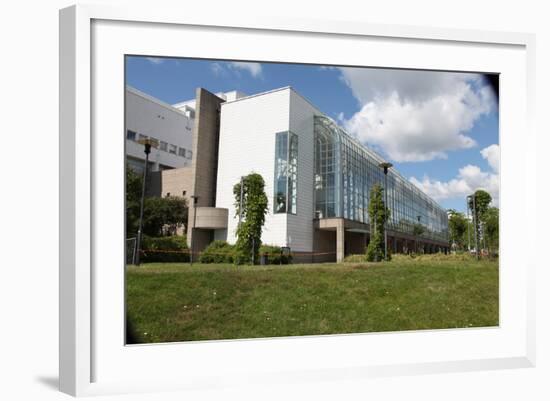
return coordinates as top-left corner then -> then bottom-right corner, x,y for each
466,195 -> 472,252
134,138 -> 157,266
468,193 -> 480,260
378,162 -> 393,261
190,195 -> 199,265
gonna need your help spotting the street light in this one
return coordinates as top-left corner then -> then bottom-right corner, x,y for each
468,193 -> 480,260
134,137 -> 158,266
378,162 -> 393,261
472,193 -> 480,260
190,195 -> 199,265
466,195 -> 472,252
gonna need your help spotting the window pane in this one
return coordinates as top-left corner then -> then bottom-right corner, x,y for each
288,133 -> 298,214
313,115 -> 448,243
274,132 -> 288,213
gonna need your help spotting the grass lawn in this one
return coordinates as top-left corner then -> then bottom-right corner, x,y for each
126,255 -> 499,343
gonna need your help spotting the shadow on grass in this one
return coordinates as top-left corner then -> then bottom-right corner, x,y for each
126,316 -> 142,344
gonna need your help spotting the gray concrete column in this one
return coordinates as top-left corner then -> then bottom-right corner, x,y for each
336,219 -> 345,263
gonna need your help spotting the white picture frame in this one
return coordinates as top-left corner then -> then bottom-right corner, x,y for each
59,3 -> 536,397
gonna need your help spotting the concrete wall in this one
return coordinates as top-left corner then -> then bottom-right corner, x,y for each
312,229 -> 337,263
149,167 -> 193,198
194,207 -> 228,229
189,88 -> 224,207
186,88 -> 226,251
191,229 -> 214,256
216,88 -> 292,248
125,87 -> 193,172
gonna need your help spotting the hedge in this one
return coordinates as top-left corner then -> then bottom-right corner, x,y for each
258,244 -> 292,265
199,240 -> 235,264
139,235 -> 189,263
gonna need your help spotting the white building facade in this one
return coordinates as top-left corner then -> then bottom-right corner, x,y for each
126,86 -> 248,174
127,85 -> 449,262
215,87 -> 317,252
125,86 -> 194,173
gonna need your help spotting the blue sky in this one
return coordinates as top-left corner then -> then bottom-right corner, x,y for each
126,56 -> 499,213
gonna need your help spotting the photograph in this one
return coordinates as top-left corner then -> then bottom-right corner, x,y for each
124,56 -> 500,344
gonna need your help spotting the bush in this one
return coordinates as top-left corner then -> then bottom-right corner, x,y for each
140,235 -> 189,263
415,252 -> 476,262
390,252 -> 477,263
232,248 -> 250,265
199,241 -> 235,264
258,244 -> 292,265
365,231 -> 392,262
343,254 -> 368,263
390,253 -> 416,262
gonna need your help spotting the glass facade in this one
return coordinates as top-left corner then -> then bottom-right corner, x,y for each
314,116 -> 448,243
274,131 -> 298,214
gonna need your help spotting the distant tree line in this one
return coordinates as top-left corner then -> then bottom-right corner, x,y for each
448,189 -> 499,255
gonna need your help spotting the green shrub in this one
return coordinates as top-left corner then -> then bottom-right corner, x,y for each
140,235 -> 189,263
199,240 -> 235,264
343,254 -> 368,263
390,253 -> 415,262
390,252 -> 477,263
258,244 -> 292,265
365,231 -> 393,262
415,252 -> 476,262
232,248 -> 251,265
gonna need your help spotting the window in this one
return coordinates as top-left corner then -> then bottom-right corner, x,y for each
274,131 -> 298,214
182,190 -> 186,196
160,141 -> 168,151
169,144 -> 177,155
166,192 -> 170,197
187,150 -> 193,159
138,134 -> 148,142
126,130 -> 136,141
311,115 -> 449,243
178,147 -> 186,157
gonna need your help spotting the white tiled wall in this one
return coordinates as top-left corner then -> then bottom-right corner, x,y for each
287,90 -> 319,252
215,89 -> 292,247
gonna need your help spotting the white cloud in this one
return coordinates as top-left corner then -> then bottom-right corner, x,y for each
228,62 -> 263,78
145,57 -> 164,65
210,62 -> 224,76
409,144 -> 500,206
481,143 -> 500,172
335,68 -> 496,162
209,61 -> 263,79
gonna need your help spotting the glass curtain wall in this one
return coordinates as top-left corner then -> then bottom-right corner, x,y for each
314,116 -> 448,243
274,131 -> 298,214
